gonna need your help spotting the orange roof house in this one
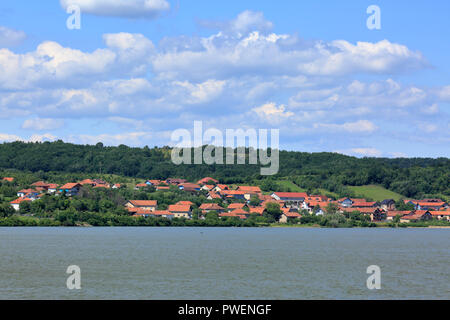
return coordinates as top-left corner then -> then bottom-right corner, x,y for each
197,177 -> 219,185
126,200 -> 157,211
249,206 -> 266,215
227,203 -> 247,210
236,186 -> 262,194
2,177 -> 14,182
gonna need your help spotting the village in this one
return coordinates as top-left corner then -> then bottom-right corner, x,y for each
2,175 -> 450,225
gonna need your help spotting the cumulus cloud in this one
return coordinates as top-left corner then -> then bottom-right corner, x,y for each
252,102 -> 294,121
60,0 -> 170,19
0,133 -> 56,143
0,26 -> 26,47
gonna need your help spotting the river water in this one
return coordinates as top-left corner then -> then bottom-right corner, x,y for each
0,227 -> 448,299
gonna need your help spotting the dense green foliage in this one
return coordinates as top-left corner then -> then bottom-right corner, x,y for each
0,140 -> 448,200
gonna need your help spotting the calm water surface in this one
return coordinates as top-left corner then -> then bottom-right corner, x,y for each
0,227 -> 449,299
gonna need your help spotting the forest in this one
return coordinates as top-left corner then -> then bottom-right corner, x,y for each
0,140 -> 448,200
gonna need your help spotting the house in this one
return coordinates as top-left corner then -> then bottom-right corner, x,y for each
207,191 -> 222,200
219,212 -> 246,220
400,210 -> 432,223
227,203 -> 247,211
249,206 -> 266,215
213,184 -> 229,192
230,208 -> 249,217
403,199 -> 447,211
168,204 -> 192,219
380,199 -> 396,211
179,183 -> 201,193
10,197 -> 33,211
135,183 -> 148,189
219,190 -> 246,200
279,211 -> 302,223
166,178 -> 187,185
340,207 -> 386,221
236,186 -> 262,199
351,199 -> 378,208
386,210 -> 413,221
79,179 -> 96,186
156,186 -> 170,191
47,184 -> 59,193
271,192 -> 307,208
112,184 -> 122,189
197,177 -> 219,185
17,189 -> 38,198
338,197 -> 353,208
305,200 -> 329,213
430,210 -> 450,221
146,180 -> 162,186
126,200 -> 157,211
150,210 -> 174,220
201,184 -> 215,191
199,203 -> 224,213
2,177 -> 14,182
306,195 -> 329,202
59,183 -> 82,196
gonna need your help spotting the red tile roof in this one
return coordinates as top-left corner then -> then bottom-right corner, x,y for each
236,186 -> 262,193
387,210 -> 413,217
168,204 -> 191,212
60,183 -> 81,189
10,197 -> 33,205
197,177 -> 219,185
273,192 -> 308,199
227,203 -> 246,209
128,200 -> 157,207
249,206 -> 265,215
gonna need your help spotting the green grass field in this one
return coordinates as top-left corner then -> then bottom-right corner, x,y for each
348,185 -> 404,201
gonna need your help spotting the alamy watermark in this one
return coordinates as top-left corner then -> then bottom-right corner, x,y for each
367,5 -> 381,30
366,265 -> 381,290
66,265 -> 81,290
66,4 -> 81,30
171,121 -> 279,176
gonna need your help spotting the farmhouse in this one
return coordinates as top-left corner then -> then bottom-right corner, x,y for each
59,183 -> 81,197
271,192 -> 307,208
126,200 -> 157,211
400,210 -> 432,223
168,204 -> 192,219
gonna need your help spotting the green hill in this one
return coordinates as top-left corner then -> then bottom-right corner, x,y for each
348,185 -> 404,201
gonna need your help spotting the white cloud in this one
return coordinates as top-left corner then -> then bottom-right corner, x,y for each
315,120 -> 378,133
0,133 -> 22,142
350,148 -> 383,157
0,26 -> 26,47
22,118 -> 64,131
0,133 -> 56,143
60,0 -> 170,19
252,102 -> 293,121
229,10 -> 273,35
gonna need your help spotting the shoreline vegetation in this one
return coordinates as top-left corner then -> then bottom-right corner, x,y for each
0,141 -> 449,228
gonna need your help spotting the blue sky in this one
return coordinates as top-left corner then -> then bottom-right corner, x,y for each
0,0 -> 449,158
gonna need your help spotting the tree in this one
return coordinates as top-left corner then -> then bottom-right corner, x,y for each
265,203 -> 282,222
249,195 -> 261,207
325,202 -> 339,215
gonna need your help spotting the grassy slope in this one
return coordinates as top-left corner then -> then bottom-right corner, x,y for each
348,185 -> 403,201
